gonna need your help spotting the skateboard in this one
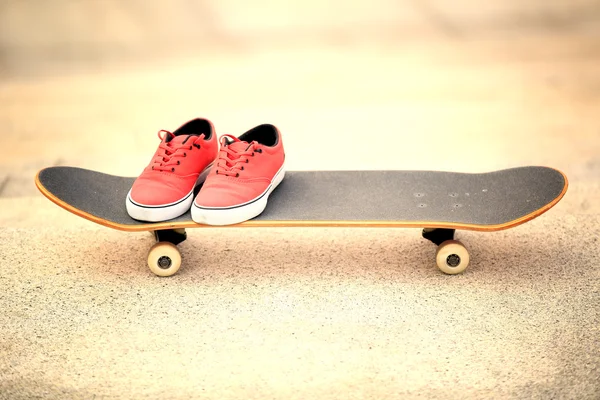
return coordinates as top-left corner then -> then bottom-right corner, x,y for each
35,166 -> 568,276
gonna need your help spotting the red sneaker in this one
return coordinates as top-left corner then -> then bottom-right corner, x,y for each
191,124 -> 285,225
127,118 -> 218,222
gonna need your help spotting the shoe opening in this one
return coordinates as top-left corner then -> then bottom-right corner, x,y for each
238,124 -> 279,147
173,119 -> 213,140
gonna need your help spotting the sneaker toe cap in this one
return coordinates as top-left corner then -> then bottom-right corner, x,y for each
129,177 -> 192,206
194,184 -> 265,208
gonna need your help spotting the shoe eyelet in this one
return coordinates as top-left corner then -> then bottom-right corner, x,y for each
184,153 -> 187,157
257,149 -> 262,153
194,144 -> 200,149
246,159 -> 249,163
236,173 -> 239,177
171,168 -> 175,172
251,152 -> 255,156
189,146 -> 193,150
177,161 -> 180,165
151,166 -> 154,170
241,166 -> 244,170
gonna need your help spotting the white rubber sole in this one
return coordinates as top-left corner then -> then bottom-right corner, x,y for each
126,164 -> 212,222
191,164 -> 285,226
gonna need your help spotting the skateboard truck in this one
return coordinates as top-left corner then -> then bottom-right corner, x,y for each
154,228 -> 187,246
422,228 -> 455,246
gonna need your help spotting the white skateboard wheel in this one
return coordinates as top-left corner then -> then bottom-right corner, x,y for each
147,242 -> 182,277
436,240 -> 470,274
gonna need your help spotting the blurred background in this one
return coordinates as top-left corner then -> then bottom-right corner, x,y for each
1,0 -> 599,76
1,0 -> 599,198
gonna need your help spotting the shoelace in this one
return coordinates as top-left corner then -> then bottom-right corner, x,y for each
215,134 -> 263,177
151,129 -> 204,172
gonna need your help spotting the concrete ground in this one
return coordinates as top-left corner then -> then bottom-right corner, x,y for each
0,1 -> 599,398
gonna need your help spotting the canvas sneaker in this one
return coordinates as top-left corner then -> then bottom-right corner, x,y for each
126,118 -> 218,222
191,124 -> 285,225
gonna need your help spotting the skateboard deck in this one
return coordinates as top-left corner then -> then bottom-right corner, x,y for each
35,166 -> 568,276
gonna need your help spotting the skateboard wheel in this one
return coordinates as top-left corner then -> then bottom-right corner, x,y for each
147,242 -> 182,277
435,240 -> 470,275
